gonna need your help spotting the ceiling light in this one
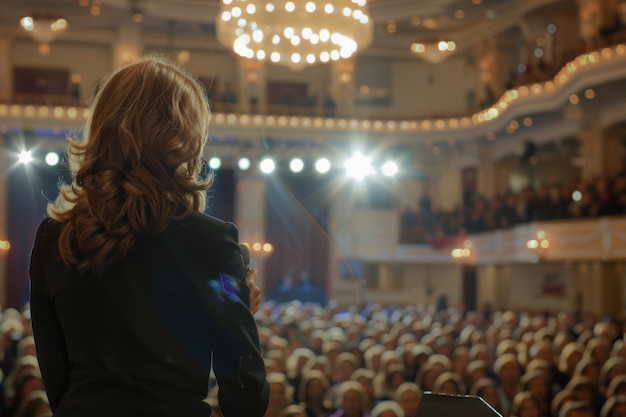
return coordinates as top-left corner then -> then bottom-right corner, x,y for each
208,156 -> 222,170
18,150 -> 33,164
260,157 -> 275,174
238,157 -> 251,171
381,161 -> 399,177
289,158 -> 304,173
315,158 -> 331,173
217,0 -> 373,70
344,151 -> 373,181
45,152 -> 60,166
20,12 -> 69,54
410,38 -> 457,63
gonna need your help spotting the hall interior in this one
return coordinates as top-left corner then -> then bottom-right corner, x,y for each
1,0 -> 626,316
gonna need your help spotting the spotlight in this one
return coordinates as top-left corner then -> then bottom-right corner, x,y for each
45,151 -> 60,166
315,158 -> 331,174
289,158 -> 304,173
208,156 -> 221,170
238,157 -> 251,171
18,150 -> 33,164
381,161 -> 399,177
344,151 -> 373,181
260,157 -> 275,174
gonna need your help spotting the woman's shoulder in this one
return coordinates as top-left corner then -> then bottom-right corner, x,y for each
35,216 -> 63,241
167,211 -> 239,243
176,211 -> 236,233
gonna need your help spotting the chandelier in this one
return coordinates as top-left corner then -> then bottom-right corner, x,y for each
20,12 -> 68,55
216,0 -> 373,70
410,38 -> 457,64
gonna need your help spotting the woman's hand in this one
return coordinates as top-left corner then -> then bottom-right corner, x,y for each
246,268 -> 260,314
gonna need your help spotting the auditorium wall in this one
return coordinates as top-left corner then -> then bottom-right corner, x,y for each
12,39 -> 111,102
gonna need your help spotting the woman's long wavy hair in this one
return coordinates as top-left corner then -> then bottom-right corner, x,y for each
49,55 -> 212,274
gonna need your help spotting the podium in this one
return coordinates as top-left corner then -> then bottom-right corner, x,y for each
416,393 -> 503,417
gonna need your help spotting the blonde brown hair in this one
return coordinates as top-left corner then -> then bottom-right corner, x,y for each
49,55 -> 211,274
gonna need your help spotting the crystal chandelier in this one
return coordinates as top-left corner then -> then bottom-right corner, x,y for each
410,38 -> 457,64
20,12 -> 68,55
216,0 -> 373,70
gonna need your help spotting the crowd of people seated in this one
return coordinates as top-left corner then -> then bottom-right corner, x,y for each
3,298 -> 626,417
401,166 -> 626,245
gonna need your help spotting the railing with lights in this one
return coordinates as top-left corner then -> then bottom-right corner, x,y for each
241,241 -> 274,258
0,240 -> 10,251
354,214 -> 626,265
1,43 -> 626,142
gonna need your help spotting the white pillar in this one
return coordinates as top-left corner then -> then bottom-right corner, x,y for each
578,128 -> 605,181
237,58 -> 266,113
578,0 -> 604,49
111,26 -> 143,68
0,135 -> 8,307
0,37 -> 13,102
329,59 -> 356,117
235,172 -> 267,291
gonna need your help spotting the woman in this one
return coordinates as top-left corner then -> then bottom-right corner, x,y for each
329,381 -> 369,417
29,56 -> 269,417
393,382 -> 421,417
510,391 -> 542,417
297,370 -> 332,417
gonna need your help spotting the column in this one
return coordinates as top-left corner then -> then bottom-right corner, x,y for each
600,263 -> 623,316
476,143 -> 496,200
577,262 -> 623,317
0,135 -> 8,307
328,59 -> 356,117
237,58 -> 267,114
111,26 -> 143,68
430,158 -> 462,212
328,183 -> 358,305
578,127 -> 605,181
0,37 -> 10,307
378,264 -> 395,291
476,264 -> 497,310
473,34 -> 518,105
565,263 -> 582,313
603,130 -> 624,177
235,172 -> 268,294
494,265 -> 512,310
0,37 -> 13,102
578,0 -> 604,50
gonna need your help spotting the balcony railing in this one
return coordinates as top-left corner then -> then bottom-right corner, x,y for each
1,43 -> 626,142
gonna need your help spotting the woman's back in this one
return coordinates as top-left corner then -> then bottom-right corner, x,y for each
30,212 -> 268,416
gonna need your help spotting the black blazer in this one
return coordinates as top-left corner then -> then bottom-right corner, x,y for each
29,212 -> 269,417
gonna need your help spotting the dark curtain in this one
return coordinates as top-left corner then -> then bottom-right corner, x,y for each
6,160 -> 235,309
7,162 -> 59,308
264,171 -> 330,301
205,168 -> 235,222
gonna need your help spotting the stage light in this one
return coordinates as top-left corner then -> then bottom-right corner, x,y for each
315,158 -> 331,174
238,157 -> 251,171
344,151 -> 373,181
18,150 -> 33,164
45,151 -> 60,166
260,157 -> 275,174
289,158 -> 304,173
208,156 -> 222,170
381,160 -> 399,177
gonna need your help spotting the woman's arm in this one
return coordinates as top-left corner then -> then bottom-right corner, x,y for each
29,218 -> 70,410
209,222 -> 269,417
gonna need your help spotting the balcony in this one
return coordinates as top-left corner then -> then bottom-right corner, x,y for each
348,209 -> 626,265
1,44 -> 626,150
